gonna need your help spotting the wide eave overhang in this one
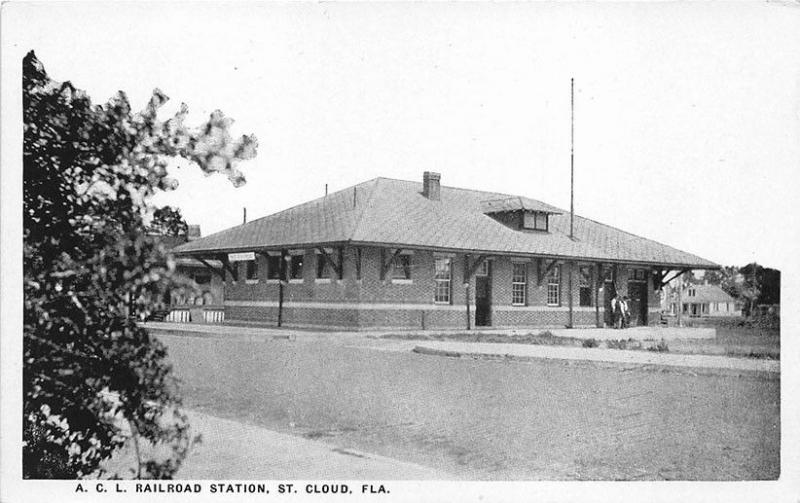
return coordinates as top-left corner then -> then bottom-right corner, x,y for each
172,239 -> 721,271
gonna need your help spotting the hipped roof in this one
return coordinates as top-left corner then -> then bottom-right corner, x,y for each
173,177 -> 718,269
675,284 -> 738,303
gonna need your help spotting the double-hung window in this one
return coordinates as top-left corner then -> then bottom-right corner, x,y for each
434,257 -> 452,304
511,262 -> 527,306
244,259 -> 258,282
579,266 -> 592,307
316,252 -> 332,281
547,265 -> 560,306
267,255 -> 281,280
392,254 -> 412,281
289,253 -> 304,281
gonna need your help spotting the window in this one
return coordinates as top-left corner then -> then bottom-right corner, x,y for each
579,266 -> 592,307
393,254 -> 412,280
267,255 -> 281,280
512,262 -> 527,305
316,253 -> 331,279
434,257 -> 452,303
633,269 -> 646,281
244,260 -> 258,281
535,212 -> 548,230
522,211 -> 548,231
603,267 -> 614,283
355,248 -> 362,280
476,260 -> 490,276
289,253 -> 304,280
547,265 -> 560,306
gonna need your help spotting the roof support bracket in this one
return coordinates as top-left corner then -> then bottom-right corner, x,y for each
465,254 -> 489,280
651,268 -> 666,291
317,247 -> 344,280
197,257 -> 226,281
220,255 -> 238,282
661,268 -> 692,288
380,248 -> 404,280
537,259 -> 558,286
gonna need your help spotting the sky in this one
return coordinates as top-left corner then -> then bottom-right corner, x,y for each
3,3 -> 800,498
4,1 -> 800,269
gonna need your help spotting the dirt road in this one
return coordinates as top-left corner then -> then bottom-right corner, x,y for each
161,333 -> 779,480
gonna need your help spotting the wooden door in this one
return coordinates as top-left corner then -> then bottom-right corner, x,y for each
475,275 -> 491,326
626,282 -> 648,326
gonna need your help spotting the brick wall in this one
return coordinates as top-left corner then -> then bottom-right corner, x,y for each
221,245 -> 659,329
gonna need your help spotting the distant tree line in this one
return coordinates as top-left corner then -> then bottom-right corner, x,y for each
689,263 -> 780,316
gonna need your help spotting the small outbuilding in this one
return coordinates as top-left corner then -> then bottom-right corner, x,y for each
172,172 -> 718,330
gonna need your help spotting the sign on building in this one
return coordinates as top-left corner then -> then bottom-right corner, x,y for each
228,252 -> 255,262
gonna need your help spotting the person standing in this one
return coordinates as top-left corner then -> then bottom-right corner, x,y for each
612,294 -> 623,329
621,296 -> 631,328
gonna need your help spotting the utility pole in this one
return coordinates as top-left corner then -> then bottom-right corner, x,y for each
567,78 -> 575,328
570,77 -> 575,240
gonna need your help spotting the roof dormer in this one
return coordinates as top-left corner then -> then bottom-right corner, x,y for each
481,197 -> 562,233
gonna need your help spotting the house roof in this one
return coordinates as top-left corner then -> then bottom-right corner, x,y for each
173,177 -> 719,269
678,284 -> 738,303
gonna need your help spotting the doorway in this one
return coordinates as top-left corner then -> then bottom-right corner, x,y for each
603,266 -> 617,327
475,264 -> 492,327
626,281 -> 648,326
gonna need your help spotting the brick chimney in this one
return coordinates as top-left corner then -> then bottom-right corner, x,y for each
187,225 -> 201,241
422,171 -> 441,201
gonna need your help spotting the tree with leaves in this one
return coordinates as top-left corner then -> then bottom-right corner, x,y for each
703,266 -> 742,299
23,51 -> 257,478
739,263 -> 780,308
148,206 -> 189,237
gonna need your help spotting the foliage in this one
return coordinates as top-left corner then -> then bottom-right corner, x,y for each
702,264 -> 780,316
148,206 -> 189,237
23,50 -> 257,478
605,339 -> 625,350
739,263 -> 780,309
702,266 -> 742,299
680,270 -> 698,285
646,339 -> 669,353
582,338 -> 599,348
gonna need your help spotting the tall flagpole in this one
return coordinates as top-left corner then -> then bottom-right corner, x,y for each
568,78 -> 575,328
570,77 -> 574,239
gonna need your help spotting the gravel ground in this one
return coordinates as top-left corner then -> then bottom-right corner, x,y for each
160,334 -> 780,481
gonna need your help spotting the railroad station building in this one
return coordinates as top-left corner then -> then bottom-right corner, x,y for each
172,172 -> 718,330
